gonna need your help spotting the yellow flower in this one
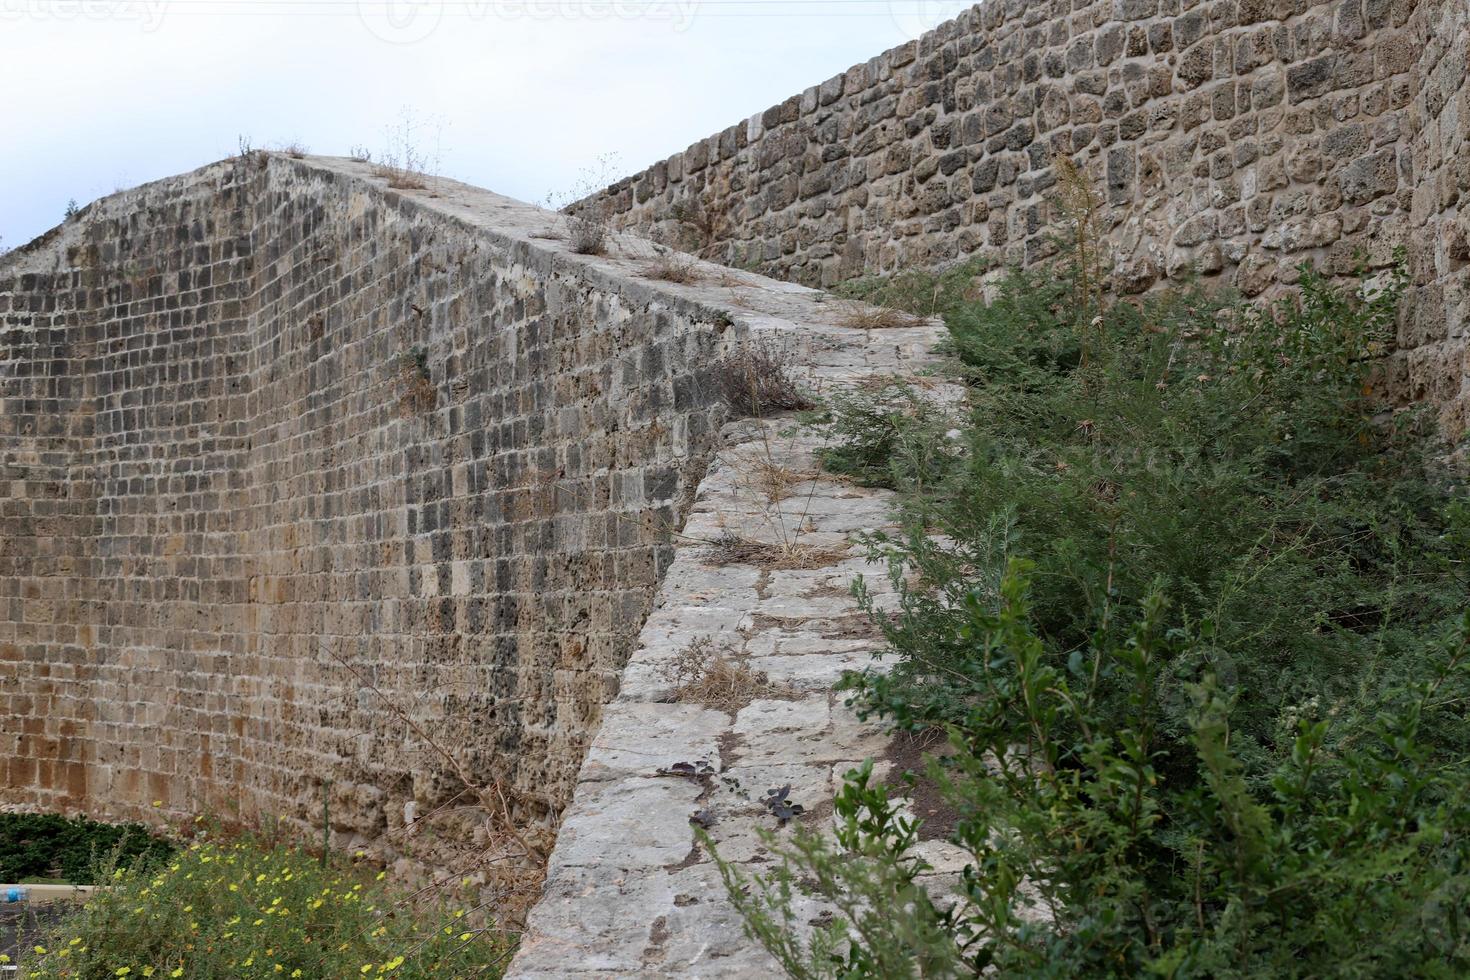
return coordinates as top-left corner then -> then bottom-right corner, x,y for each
142,968 -> 156,977
115,969 -> 131,977
0,955 -> 10,964
375,871 -> 386,881
292,972 -> 303,978
360,966 -> 373,974
152,800 -> 162,807
458,932 -> 472,941
171,970 -> 184,978
32,947 -> 46,955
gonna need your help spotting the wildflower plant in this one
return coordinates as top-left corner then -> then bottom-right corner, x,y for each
22,837 -> 512,979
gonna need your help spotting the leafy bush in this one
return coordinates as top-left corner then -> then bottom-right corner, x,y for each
831,257 -> 988,319
816,380 -> 961,492
0,814 -> 174,885
718,257 -> 1470,977
20,838 -> 511,979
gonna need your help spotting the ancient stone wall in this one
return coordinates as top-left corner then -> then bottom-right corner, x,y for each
585,0 -> 1470,431
0,157 -> 733,853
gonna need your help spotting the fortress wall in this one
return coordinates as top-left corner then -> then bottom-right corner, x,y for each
585,0 -> 1470,430
0,157 -> 732,855
1,163 -> 258,813
1405,0 -> 1470,432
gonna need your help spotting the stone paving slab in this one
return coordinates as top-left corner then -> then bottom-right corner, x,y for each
508,307 -> 944,975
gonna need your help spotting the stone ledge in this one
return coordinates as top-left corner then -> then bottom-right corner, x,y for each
509,313 -> 944,976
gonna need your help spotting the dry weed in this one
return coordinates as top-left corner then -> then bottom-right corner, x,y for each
662,637 -> 798,714
717,339 -> 816,417
836,302 -> 925,330
746,457 -> 810,503
644,249 -> 702,284
704,533 -> 848,570
566,205 -> 609,255
376,162 -> 428,190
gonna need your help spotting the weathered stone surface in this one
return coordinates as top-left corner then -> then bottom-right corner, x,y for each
0,156 -> 749,853
509,312 -> 950,976
0,156 -> 930,869
581,0 -> 1470,433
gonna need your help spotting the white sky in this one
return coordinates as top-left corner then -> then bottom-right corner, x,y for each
0,0 -> 972,249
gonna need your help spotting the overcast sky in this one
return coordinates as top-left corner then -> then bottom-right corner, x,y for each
0,0 -> 972,249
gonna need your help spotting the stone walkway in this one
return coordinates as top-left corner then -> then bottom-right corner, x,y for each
508,315 -> 945,976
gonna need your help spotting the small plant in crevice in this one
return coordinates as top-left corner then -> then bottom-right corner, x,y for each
397,345 -> 435,416
706,759 -> 950,978
716,337 -> 816,418
63,198 -> 79,221
235,133 -> 269,172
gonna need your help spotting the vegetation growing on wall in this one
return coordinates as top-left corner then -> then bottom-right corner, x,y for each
716,254 -> 1470,976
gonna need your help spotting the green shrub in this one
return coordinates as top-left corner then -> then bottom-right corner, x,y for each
720,257 -> 1470,977
18,838 -> 512,979
816,380 -> 961,492
831,257 -> 988,319
721,567 -> 1470,977
0,814 -> 174,885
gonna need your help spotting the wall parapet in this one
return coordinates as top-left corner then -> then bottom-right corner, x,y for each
584,0 -> 1469,431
